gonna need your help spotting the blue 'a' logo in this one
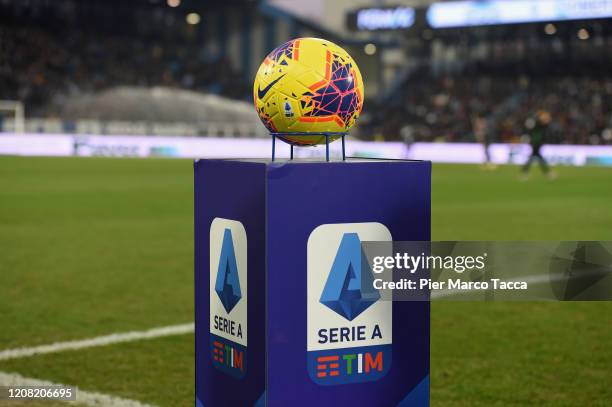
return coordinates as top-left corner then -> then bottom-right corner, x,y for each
215,228 -> 242,313
320,233 -> 380,321
284,101 -> 294,118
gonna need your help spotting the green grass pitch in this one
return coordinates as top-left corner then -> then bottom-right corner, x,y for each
0,156 -> 610,406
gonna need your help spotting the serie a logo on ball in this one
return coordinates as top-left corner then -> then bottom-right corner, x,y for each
253,37 -> 364,146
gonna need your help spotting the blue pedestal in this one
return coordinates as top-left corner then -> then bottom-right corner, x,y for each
195,159 -> 431,407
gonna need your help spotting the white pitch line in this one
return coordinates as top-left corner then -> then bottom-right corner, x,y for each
0,371 -> 157,407
0,323 -> 194,361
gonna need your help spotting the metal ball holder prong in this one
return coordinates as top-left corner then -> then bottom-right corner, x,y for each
270,132 -> 348,162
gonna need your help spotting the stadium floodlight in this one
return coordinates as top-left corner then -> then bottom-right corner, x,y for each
364,43 -> 377,55
186,12 -> 200,25
0,100 -> 25,134
545,23 -> 557,35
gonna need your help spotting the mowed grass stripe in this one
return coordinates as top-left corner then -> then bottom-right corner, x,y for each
0,157 -> 194,348
430,302 -> 612,407
431,164 -> 612,240
0,334 -> 193,407
1,157 -> 611,406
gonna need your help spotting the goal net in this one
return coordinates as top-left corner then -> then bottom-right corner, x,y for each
0,100 -> 25,134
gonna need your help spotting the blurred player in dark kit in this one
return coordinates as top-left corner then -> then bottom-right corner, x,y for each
472,114 -> 496,170
522,110 -> 556,180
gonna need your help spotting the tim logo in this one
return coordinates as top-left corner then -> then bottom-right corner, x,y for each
212,340 -> 245,374
307,223 -> 393,385
209,218 -> 247,378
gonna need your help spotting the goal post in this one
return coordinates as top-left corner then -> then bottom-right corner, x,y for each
0,100 -> 25,134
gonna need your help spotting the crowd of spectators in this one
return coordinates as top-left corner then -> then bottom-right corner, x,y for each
372,68 -> 612,145
0,24 -> 250,116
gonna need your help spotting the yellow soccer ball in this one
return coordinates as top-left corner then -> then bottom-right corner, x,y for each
253,38 -> 364,146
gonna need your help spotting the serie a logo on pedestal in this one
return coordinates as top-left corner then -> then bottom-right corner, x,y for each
209,218 -> 247,379
307,223 -> 392,385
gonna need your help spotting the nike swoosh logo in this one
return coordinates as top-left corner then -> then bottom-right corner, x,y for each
258,74 -> 286,99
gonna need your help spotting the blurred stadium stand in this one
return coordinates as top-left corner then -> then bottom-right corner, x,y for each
372,16 -> 612,145
375,67 -> 612,145
0,0 -> 611,145
0,0 -> 337,136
